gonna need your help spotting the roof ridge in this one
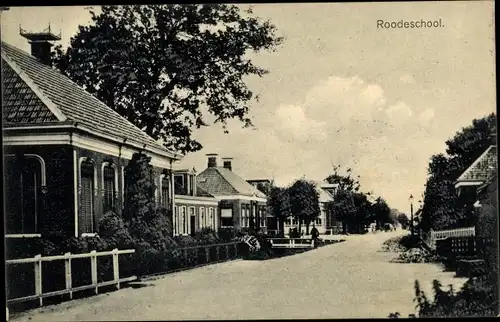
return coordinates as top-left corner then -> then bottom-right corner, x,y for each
1,41 -> 179,157
216,167 -> 267,198
1,48 -> 67,122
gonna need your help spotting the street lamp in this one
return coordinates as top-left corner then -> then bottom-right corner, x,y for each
409,194 -> 414,237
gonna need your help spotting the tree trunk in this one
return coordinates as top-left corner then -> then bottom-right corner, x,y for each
306,220 -> 310,235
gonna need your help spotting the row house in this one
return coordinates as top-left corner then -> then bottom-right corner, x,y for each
196,155 -> 268,232
172,168 -> 219,236
2,34 -> 182,244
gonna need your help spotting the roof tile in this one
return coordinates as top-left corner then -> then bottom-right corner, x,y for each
1,42 -> 173,155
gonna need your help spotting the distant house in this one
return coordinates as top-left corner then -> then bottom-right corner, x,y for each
455,130 -> 497,196
284,182 -> 340,235
2,35 -> 181,242
196,154 -> 268,232
454,128 -> 497,228
172,168 -> 219,236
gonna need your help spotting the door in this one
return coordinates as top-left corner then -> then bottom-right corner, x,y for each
190,216 -> 196,236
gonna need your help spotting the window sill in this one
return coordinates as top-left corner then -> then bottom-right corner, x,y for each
6,234 -> 42,238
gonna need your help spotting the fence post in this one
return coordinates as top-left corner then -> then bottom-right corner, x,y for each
225,245 -> 229,259
64,252 -> 73,299
90,250 -> 98,295
34,254 -> 43,307
216,245 -> 220,261
205,247 -> 210,263
112,249 -> 120,290
234,243 -> 238,257
184,249 -> 188,267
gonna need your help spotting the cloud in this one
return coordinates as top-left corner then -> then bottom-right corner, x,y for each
418,108 -> 436,124
385,101 -> 414,122
275,104 -> 327,140
180,75 -> 445,212
400,74 -> 416,84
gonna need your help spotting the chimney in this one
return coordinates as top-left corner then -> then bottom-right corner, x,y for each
20,25 -> 61,66
206,153 -> 218,168
222,157 -> 233,171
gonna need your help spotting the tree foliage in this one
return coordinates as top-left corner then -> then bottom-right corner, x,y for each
324,165 -> 361,192
288,179 -> 320,234
52,4 -> 283,153
267,185 -> 291,234
421,113 -> 496,231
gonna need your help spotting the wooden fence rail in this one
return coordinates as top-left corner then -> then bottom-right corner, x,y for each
422,226 -> 475,250
6,248 -> 136,307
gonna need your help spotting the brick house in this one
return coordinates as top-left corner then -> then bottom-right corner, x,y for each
172,168 -> 219,236
2,36 -> 182,242
196,154 -> 268,232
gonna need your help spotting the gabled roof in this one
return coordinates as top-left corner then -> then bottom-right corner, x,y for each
173,179 -> 215,198
1,41 -> 179,159
317,185 -> 335,203
197,167 -> 267,199
455,145 -> 497,187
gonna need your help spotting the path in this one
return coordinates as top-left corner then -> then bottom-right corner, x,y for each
10,231 -> 467,320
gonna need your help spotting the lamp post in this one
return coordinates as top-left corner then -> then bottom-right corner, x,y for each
409,194 -> 414,237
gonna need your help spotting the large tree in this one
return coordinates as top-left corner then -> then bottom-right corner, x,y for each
325,189 -> 356,234
371,197 -> 392,228
288,179 -> 320,235
420,113 -> 496,231
52,5 -> 283,153
267,185 -> 291,235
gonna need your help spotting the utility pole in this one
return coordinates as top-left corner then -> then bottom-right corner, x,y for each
409,194 -> 414,237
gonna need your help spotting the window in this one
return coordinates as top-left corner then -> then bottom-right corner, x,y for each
102,164 -> 116,213
79,160 -> 96,234
209,207 -> 215,229
221,208 -> 233,227
5,156 -> 42,234
179,206 -> 187,235
173,206 -> 178,235
174,174 -> 184,188
315,217 -> 322,225
161,176 -> 170,209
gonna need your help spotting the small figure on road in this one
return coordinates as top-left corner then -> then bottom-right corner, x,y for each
310,224 -> 319,248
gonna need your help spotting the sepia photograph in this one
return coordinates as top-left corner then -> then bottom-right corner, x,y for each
1,1 -> 497,320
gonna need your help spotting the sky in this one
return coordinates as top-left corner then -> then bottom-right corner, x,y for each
1,2 -> 496,212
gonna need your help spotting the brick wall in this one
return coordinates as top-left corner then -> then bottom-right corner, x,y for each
4,145 -> 75,237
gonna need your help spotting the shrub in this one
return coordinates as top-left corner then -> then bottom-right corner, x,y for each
391,247 -> 442,264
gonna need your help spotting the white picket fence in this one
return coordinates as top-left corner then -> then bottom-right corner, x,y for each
422,226 -> 476,250
268,238 -> 315,249
6,248 -> 136,307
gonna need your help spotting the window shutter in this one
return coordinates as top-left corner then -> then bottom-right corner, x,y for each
80,162 -> 94,234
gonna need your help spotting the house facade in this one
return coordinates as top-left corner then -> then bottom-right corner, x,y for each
172,168 -> 219,236
454,128 -> 497,222
196,155 -> 268,232
2,37 -> 182,243
284,182 -> 340,235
